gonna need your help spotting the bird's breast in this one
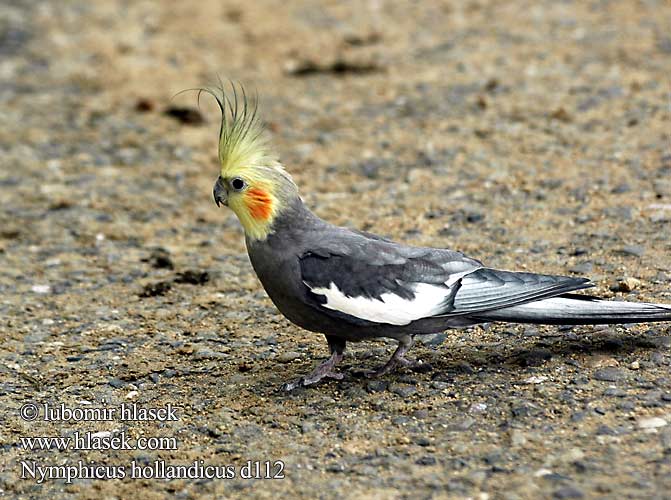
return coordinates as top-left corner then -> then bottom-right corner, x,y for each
244,238 -> 326,332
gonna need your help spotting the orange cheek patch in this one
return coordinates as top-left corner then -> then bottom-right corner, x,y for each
245,188 -> 273,220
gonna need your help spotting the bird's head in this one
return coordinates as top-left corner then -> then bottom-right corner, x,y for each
202,83 -> 299,241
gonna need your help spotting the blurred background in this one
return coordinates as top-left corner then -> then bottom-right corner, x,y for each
2,1 -> 671,498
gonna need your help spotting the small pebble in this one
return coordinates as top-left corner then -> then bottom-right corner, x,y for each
568,262 -> 593,274
325,463 -> 345,473
510,429 -> 528,446
603,387 -> 627,397
596,424 -> 617,436
637,417 -> 667,429
593,368 -> 625,382
277,351 -> 301,363
389,384 -> 417,398
108,378 -> 125,388
617,401 -> 636,411
553,486 -> 585,499
164,106 -> 205,125
618,245 -> 645,257
470,403 -> 488,413
610,277 -> 641,293
366,380 -> 388,393
416,456 -> 437,466
449,417 -> 475,432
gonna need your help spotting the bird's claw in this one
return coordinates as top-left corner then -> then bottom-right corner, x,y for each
281,369 -> 344,391
363,356 -> 424,378
280,379 -> 304,392
280,346 -> 345,391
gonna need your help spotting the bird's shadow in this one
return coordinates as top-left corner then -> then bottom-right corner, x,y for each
423,330 -> 667,372
260,327 -> 670,395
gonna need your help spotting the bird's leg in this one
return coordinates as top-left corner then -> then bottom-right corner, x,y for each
281,335 -> 346,391
367,334 -> 421,378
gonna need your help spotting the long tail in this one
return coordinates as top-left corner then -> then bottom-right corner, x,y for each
474,293 -> 671,325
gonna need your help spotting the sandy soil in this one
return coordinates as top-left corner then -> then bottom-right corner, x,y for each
1,0 -> 671,498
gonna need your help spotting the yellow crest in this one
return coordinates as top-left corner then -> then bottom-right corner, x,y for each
192,81 -> 299,241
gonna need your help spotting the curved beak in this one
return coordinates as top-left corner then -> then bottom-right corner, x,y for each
213,176 -> 228,207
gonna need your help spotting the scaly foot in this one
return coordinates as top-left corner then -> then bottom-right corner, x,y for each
281,337 -> 345,390
366,354 -> 423,378
364,334 -> 423,378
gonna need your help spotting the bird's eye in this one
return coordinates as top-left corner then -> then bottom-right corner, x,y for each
230,177 -> 246,191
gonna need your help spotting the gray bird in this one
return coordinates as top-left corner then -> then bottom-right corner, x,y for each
202,84 -> 671,390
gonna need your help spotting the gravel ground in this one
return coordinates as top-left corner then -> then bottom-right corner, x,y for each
2,0 -> 671,498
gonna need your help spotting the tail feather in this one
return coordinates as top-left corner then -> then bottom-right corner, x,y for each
474,293 -> 671,325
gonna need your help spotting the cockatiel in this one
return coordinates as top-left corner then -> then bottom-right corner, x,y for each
202,84 -> 671,391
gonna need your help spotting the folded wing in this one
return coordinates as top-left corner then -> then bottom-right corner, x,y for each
300,236 -> 592,326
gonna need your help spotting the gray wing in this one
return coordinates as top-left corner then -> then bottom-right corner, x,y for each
447,268 -> 593,316
299,231 -> 592,326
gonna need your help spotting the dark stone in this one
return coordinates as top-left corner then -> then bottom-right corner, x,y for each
419,332 -> 447,347
551,107 -> 571,122
366,380 -> 388,393
570,411 -> 586,422
641,391 -> 664,407
108,378 -> 125,388
603,387 -> 627,397
600,338 -> 624,352
174,270 -> 210,285
617,245 -> 645,257
512,401 -> 542,418
410,362 -> 433,374
593,368 -> 625,382
358,159 -> 383,179
135,98 -> 155,112
515,348 -> 552,367
325,463 -> 345,473
139,280 -> 172,297
412,410 -> 429,420
483,452 -> 501,465
415,436 -> 431,446
617,401 -> 636,411
288,58 -> 381,77
416,456 -> 437,466
466,211 -> 484,223
649,335 -> 671,348
568,262 -> 593,274
449,418 -> 475,431
596,425 -> 617,435
0,26 -> 31,57
389,384 -> 417,398
453,362 -> 475,374
144,247 -> 174,269
651,352 -> 666,365
611,183 -> 631,194
163,106 -> 205,125
391,416 -> 411,425
553,486 -> 585,499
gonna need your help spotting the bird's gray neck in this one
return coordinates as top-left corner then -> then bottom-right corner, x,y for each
247,196 -> 327,248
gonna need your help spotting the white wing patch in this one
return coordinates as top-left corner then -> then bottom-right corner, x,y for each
306,281 -> 450,325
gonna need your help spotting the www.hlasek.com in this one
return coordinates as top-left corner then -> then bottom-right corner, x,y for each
18,402 -> 285,483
